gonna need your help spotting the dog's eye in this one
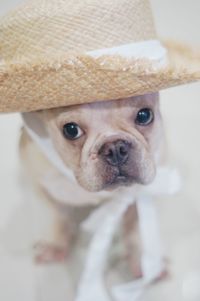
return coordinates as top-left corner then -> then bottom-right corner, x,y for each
63,122 -> 83,140
135,108 -> 154,126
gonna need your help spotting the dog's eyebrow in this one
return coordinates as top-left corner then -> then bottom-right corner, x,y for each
56,109 -> 84,123
130,93 -> 159,106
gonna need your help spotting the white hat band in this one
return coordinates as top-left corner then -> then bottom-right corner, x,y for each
87,40 -> 168,67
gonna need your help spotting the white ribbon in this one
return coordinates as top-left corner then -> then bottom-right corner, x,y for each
75,196 -> 165,301
76,196 -> 135,301
21,112 -> 76,181
87,40 -> 168,68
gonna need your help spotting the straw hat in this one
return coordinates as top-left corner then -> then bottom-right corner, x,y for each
0,0 -> 199,113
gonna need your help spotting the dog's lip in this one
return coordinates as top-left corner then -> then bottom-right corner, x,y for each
116,169 -> 129,179
107,172 -> 133,186
103,175 -> 134,191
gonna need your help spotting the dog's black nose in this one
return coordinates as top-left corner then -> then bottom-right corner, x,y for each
99,140 -> 131,166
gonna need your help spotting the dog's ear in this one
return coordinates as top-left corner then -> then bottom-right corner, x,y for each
21,110 -> 48,138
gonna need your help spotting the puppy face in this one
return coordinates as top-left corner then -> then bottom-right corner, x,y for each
43,93 -> 163,192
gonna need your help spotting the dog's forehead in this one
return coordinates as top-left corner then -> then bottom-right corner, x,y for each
53,93 -> 159,118
86,94 -> 158,110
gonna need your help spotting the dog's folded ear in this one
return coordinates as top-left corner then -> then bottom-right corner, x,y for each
21,111 -> 49,139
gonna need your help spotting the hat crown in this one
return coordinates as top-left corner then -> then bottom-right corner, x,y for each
0,0 -> 156,62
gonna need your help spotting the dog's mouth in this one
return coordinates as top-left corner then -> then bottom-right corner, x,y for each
104,170 -> 134,190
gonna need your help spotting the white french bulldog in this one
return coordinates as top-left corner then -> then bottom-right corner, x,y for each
20,92 -> 166,280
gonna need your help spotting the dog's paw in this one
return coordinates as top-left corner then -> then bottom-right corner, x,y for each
153,257 -> 171,283
153,258 -> 171,283
131,261 -> 143,279
131,257 -> 170,282
33,241 -> 69,264
152,268 -> 170,283
131,266 -> 170,283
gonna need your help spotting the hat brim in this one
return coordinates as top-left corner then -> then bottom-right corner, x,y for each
0,41 -> 199,113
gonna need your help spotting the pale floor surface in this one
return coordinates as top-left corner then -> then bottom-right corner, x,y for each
0,84 -> 200,301
0,1 -> 200,300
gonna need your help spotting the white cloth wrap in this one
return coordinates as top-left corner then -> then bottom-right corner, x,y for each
75,168 -> 180,301
87,40 -> 168,68
22,100 -> 180,301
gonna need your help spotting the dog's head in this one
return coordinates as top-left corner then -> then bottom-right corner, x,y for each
34,93 -> 164,192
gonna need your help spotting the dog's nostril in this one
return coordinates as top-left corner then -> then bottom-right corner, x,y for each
108,149 -> 114,158
119,145 -> 128,156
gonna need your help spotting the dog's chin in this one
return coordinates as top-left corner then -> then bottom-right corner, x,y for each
77,173 -> 136,193
77,173 -> 154,192
76,165 -> 156,192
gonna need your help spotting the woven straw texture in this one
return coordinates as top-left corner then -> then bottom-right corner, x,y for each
0,0 -> 200,112
0,0 -> 156,62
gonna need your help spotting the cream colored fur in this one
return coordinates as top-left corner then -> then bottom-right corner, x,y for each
19,93 -> 166,271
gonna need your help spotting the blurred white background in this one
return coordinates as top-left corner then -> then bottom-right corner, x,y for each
0,1 -> 200,301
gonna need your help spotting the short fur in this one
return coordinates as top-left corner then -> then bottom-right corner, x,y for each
19,93 -> 166,276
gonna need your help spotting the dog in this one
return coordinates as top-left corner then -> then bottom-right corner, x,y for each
19,92 -> 166,279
